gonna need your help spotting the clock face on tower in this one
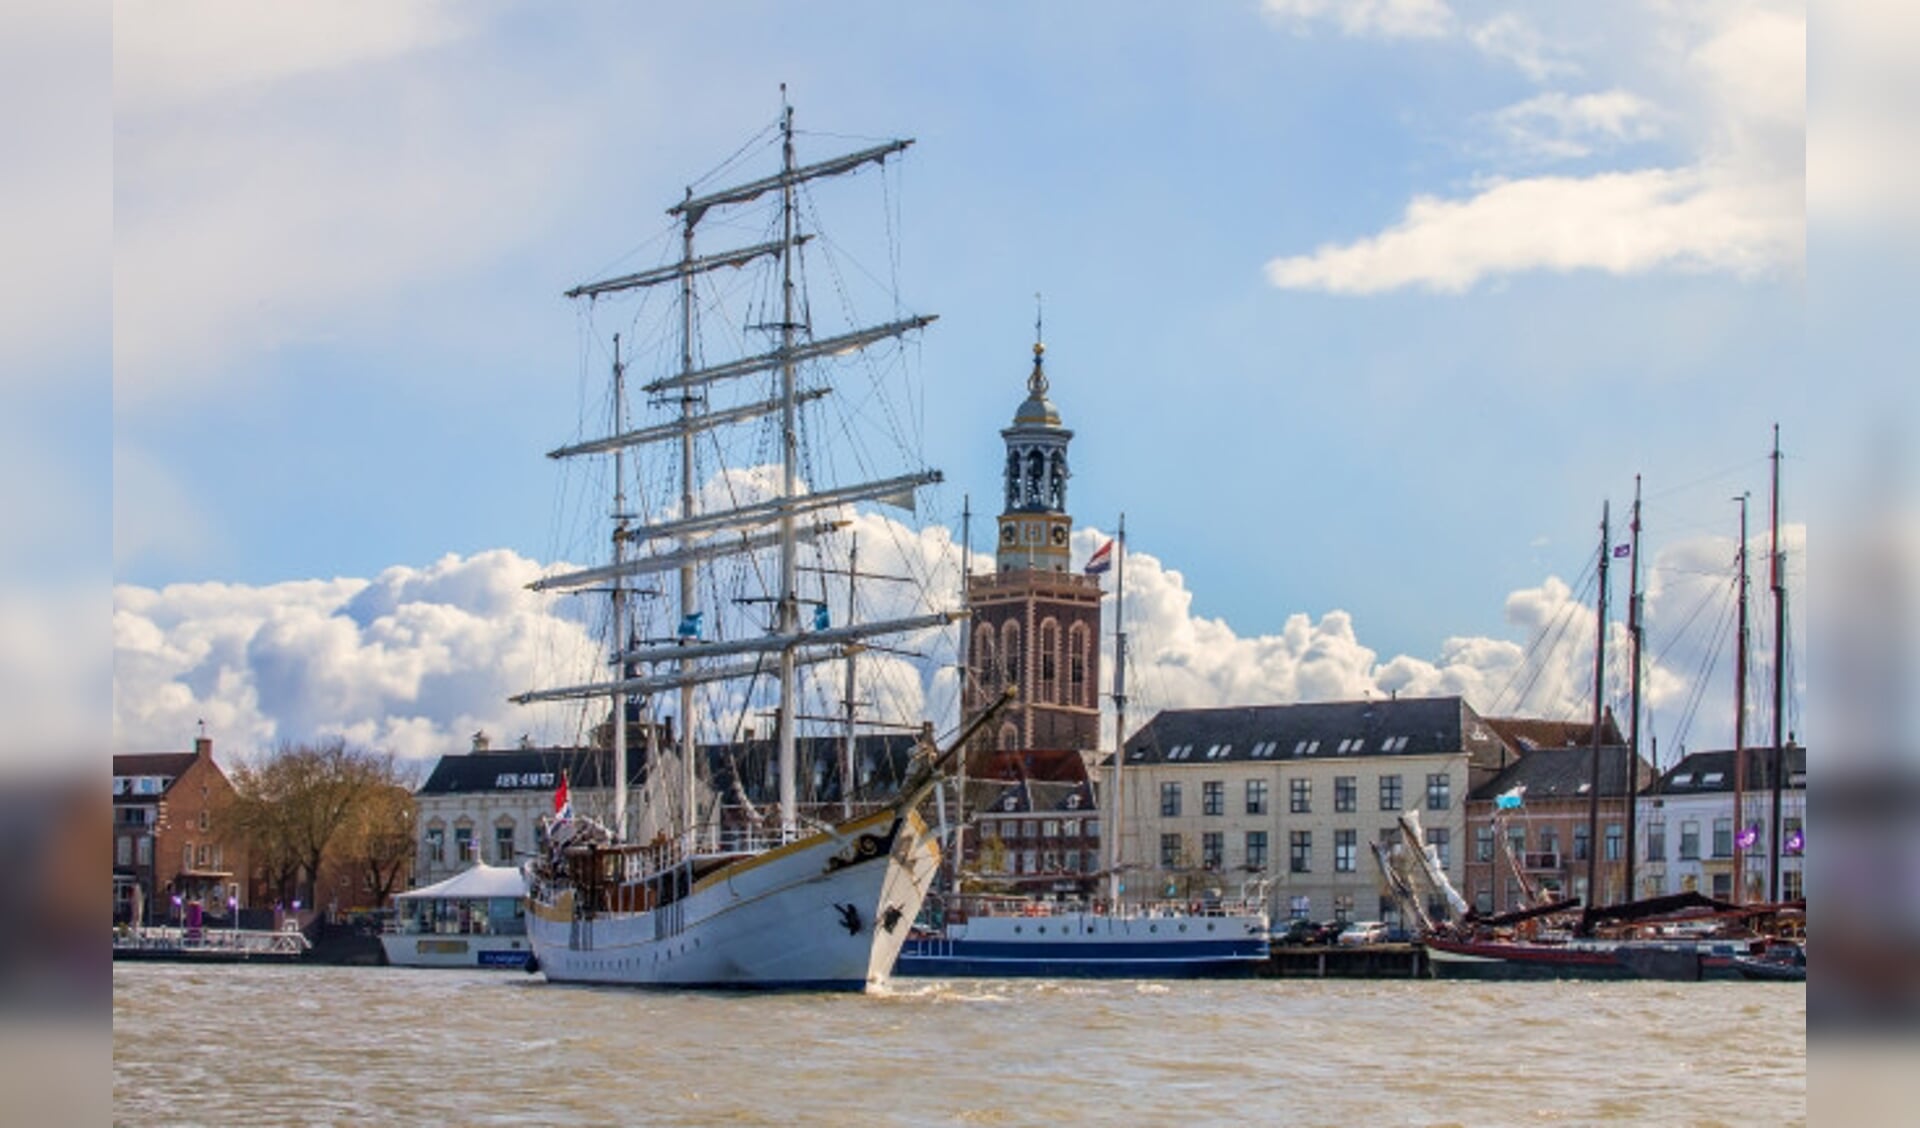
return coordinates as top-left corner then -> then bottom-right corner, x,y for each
1050,525 -> 1068,546
1001,524 -> 1017,545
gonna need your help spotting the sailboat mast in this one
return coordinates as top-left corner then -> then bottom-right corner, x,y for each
1768,425 -> 1787,902
776,97 -> 801,840
611,334 -> 631,842
1107,516 -> 1128,906
1733,492 -> 1751,905
1625,477 -> 1643,902
842,537 -> 859,820
678,201 -> 700,850
954,497 -> 972,891
1585,501 -> 1609,906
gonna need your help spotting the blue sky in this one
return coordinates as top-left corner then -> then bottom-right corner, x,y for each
94,1 -> 1840,760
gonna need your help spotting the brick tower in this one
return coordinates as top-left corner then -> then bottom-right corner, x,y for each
962,334 -> 1104,752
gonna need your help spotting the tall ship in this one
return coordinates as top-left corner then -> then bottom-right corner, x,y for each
518,96 -> 1004,990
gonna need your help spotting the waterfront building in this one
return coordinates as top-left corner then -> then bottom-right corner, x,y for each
1464,744 -> 1654,914
1642,745 -> 1807,904
112,734 -> 247,925
964,748 -> 1101,897
1112,696 -> 1512,924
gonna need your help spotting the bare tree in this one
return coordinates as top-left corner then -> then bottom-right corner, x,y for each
337,767 -> 418,905
227,739 -> 407,905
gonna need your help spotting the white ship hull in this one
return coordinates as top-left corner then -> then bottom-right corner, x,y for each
379,932 -> 533,970
527,809 -> 939,991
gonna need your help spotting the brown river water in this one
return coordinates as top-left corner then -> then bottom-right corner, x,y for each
113,964 -> 1804,1125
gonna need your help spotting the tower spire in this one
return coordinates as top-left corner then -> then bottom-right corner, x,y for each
1029,292 -> 1048,397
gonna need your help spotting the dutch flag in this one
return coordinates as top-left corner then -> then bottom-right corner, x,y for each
1084,538 -> 1115,575
553,773 -> 573,822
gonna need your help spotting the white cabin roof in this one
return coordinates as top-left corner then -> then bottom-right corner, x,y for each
395,862 -> 527,901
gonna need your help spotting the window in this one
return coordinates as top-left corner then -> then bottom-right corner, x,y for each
1711,872 -> 1732,900
1573,824 -> 1590,862
980,821 -> 1000,841
1379,774 -> 1403,811
1038,620 -> 1058,703
1059,819 -> 1077,838
1427,827 -> 1451,870
1160,781 -> 1182,818
137,837 -> 152,866
1335,775 -> 1356,813
1289,830 -> 1311,874
1245,779 -> 1268,815
1068,623 -> 1089,706
495,825 -> 515,864
1042,820 -> 1060,838
1712,817 -> 1733,858
197,843 -> 211,868
1475,825 -> 1494,863
1679,821 -> 1700,861
1160,834 -> 1183,868
117,837 -> 132,867
1783,816 -> 1803,855
1202,781 -> 1224,817
1245,831 -> 1268,870
1647,822 -> 1667,862
1290,778 -> 1311,814
1474,890 -> 1495,915
1335,829 -> 1357,873
1202,832 -> 1223,871
1426,772 -> 1451,811
1085,818 -> 1099,842
1023,820 -> 1038,839
1001,621 -> 1022,688
1604,823 -> 1623,862
454,826 -> 473,862
1288,895 -> 1311,921
198,810 -> 210,832
1333,894 -> 1355,922
1782,868 -> 1803,901
1507,825 -> 1526,857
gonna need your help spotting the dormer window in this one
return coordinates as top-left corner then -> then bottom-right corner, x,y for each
1702,771 -> 1724,785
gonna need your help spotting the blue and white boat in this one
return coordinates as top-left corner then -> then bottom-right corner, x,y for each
381,862 -> 532,969
896,894 -> 1269,978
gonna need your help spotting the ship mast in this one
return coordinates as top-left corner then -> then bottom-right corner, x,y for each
1732,492 -> 1751,905
953,498 -> 972,891
1106,515 -> 1128,907
1624,476 -> 1644,903
1767,425 -> 1787,902
517,98 -> 950,847
774,98 -> 801,838
1585,501 -> 1609,907
611,335 -> 630,841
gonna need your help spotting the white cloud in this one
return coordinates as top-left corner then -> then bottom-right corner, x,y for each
112,3 -> 591,407
1492,90 -> 1661,160
1266,164 -> 1797,293
1261,0 -> 1454,39
112,0 -> 468,110
1468,12 -> 1577,82
114,522 -> 1800,766
1264,2 -> 1805,294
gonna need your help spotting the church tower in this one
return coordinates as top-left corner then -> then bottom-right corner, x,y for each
963,332 -> 1104,752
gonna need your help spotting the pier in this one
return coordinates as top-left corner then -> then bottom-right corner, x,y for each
1258,943 -> 1428,979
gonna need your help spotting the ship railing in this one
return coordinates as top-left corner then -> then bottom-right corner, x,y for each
940,894 -> 1266,922
112,924 -> 311,955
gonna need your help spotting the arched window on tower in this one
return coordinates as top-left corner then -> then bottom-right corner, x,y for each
1068,622 -> 1090,707
1001,620 -> 1023,691
1038,619 -> 1058,704
1048,451 -> 1067,510
999,721 -> 1019,751
975,629 -> 998,698
1026,450 -> 1046,508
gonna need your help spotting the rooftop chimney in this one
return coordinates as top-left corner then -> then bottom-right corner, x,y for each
471,731 -> 491,753
194,736 -> 213,758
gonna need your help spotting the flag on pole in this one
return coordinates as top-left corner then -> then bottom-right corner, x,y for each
1084,538 -> 1114,575
676,611 -> 703,639
553,773 -> 573,821
813,603 -> 831,631
1613,543 -> 1632,558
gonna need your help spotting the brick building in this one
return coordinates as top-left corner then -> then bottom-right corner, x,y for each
1464,744 -> 1654,914
112,735 -> 247,925
960,338 -> 1104,753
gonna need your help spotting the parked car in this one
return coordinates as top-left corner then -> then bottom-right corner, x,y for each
1274,918 -> 1323,946
1337,921 -> 1390,946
